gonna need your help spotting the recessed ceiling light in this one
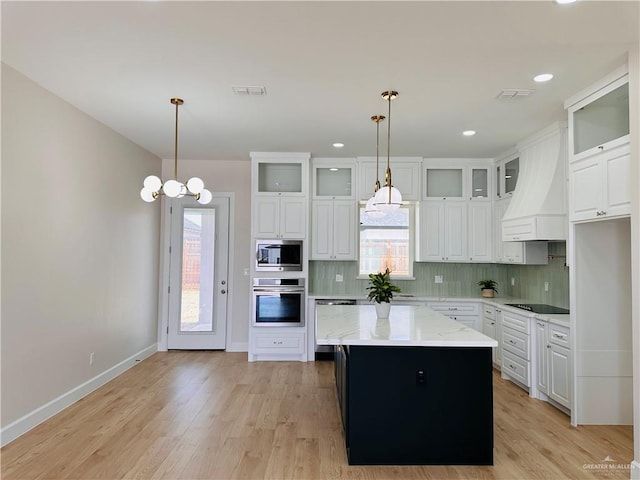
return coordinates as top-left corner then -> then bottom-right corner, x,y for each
462,130 -> 476,136
555,0 -> 577,4
333,143 -> 344,148
534,73 -> 554,83
329,168 -> 339,172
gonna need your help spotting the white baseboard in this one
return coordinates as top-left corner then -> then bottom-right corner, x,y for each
0,344 -> 157,447
227,342 -> 248,352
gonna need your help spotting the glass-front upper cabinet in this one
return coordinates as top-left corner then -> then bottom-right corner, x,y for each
495,152 -> 518,199
572,82 -> 629,156
425,167 -> 464,199
504,157 -> 519,195
312,159 -> 356,199
471,168 -> 489,199
251,152 -> 310,196
567,70 -> 629,158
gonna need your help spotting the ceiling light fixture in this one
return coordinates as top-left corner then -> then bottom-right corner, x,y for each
140,98 -> 212,204
374,90 -> 402,213
555,0 -> 577,4
333,142 -> 345,148
365,114 -> 386,217
533,73 -> 554,83
463,130 -> 476,136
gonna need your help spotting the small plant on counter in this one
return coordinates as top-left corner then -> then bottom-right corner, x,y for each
367,268 -> 401,304
477,279 -> 498,298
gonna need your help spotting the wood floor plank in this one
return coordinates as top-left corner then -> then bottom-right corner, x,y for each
1,351 -> 634,480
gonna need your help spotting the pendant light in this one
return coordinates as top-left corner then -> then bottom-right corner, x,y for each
364,114 -> 386,217
374,90 -> 402,212
140,98 -> 212,204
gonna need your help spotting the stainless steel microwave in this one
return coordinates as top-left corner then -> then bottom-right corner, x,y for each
255,239 -> 303,272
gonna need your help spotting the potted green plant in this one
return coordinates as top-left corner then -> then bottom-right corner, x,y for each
367,268 -> 401,319
477,279 -> 498,298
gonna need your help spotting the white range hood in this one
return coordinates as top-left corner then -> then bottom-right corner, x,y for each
502,122 -> 568,241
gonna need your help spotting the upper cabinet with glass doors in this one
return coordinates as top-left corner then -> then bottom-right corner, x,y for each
495,150 -> 519,200
311,158 -> 356,199
423,161 -> 492,201
251,152 -> 309,196
566,68 -> 629,159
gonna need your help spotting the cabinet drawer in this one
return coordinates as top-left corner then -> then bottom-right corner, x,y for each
254,333 -> 305,354
548,324 -> 570,348
428,302 -> 480,316
502,310 -> 531,334
502,350 -> 530,387
502,326 -> 530,360
483,305 -> 496,320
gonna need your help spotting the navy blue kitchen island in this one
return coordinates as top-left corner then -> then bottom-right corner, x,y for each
317,305 -> 497,466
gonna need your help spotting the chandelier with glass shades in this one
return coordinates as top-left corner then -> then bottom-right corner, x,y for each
373,90 -> 402,212
364,114 -> 386,217
140,98 -> 212,204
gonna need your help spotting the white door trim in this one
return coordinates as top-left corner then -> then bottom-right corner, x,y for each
157,192 -> 235,351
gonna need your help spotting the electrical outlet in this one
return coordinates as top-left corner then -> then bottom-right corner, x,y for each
435,275 -> 443,284
511,277 -> 515,286
89,352 -> 95,366
336,274 -> 343,282
544,282 -> 549,292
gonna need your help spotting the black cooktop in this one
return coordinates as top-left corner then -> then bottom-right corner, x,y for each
505,303 -> 570,315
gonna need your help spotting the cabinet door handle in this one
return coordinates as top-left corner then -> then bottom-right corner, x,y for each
598,145 -> 604,150
553,333 -> 565,339
547,344 -> 551,349
490,322 -> 495,325
509,340 -> 516,345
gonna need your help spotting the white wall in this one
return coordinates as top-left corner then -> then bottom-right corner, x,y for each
161,158 -> 252,350
1,65 -> 162,440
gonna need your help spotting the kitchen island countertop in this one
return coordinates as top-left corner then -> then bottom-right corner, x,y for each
316,304 -> 498,347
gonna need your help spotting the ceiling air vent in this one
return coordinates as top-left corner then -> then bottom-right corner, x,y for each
232,85 -> 267,96
496,89 -> 535,99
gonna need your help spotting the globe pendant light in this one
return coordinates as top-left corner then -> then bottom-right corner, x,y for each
140,98 -> 212,204
364,114 -> 386,218
374,90 -> 402,212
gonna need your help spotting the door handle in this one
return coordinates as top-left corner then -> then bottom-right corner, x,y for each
221,289 -> 227,294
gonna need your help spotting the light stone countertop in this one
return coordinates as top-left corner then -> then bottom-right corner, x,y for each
309,294 -> 570,328
316,304 -> 498,347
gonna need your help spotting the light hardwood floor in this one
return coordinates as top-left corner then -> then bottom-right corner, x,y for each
2,351 -> 633,479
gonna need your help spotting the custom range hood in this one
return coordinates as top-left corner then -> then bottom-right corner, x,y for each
502,122 -> 568,241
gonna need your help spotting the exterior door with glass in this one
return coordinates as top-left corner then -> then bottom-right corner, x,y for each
168,196 -> 229,349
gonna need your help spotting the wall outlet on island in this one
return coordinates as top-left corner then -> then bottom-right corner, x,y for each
434,275 -> 443,284
336,274 -> 343,282
511,277 -> 515,286
544,282 -> 549,292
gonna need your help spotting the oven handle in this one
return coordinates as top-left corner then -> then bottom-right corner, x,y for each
252,287 -> 305,293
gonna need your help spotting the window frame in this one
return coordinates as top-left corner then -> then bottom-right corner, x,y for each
357,202 -> 415,280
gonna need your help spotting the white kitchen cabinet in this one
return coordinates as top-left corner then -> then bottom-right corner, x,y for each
251,153 -> 309,196
534,319 -> 571,410
535,320 -> 549,395
494,198 -> 548,264
495,151 -> 519,200
482,304 -> 498,365
423,163 -> 492,201
548,323 -> 571,409
427,301 -> 481,331
501,308 -> 532,389
566,68 -> 630,224
312,158 -> 356,199
253,196 -> 306,239
357,157 -> 421,201
311,200 -> 356,260
569,141 -> 630,222
249,328 -> 307,362
419,201 -> 467,262
468,202 -> 492,262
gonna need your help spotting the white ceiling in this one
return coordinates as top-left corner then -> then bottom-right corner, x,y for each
2,1 -> 638,161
